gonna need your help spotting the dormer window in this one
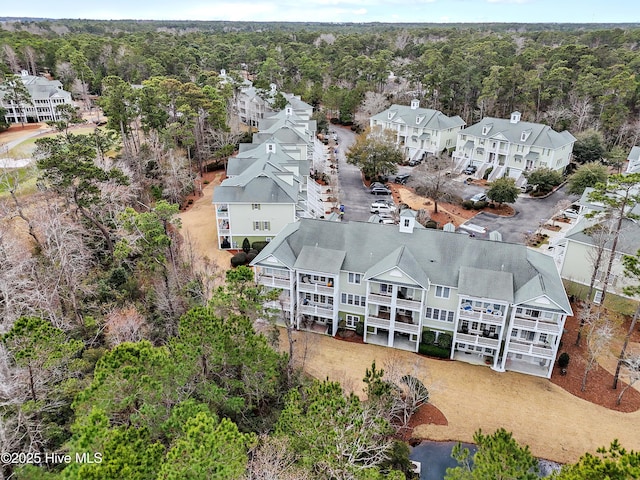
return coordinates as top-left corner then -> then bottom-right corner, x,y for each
411,99 -> 420,109
521,130 -> 531,142
482,124 -> 492,135
266,143 -> 276,153
416,116 -> 423,124
388,111 -> 394,120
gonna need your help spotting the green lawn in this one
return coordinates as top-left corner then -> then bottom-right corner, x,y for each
563,279 -> 638,316
0,165 -> 39,197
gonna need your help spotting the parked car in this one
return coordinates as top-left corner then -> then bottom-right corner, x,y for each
394,173 -> 410,184
469,193 -> 487,202
371,186 -> 392,195
408,158 -> 422,166
369,182 -> 386,190
463,165 -> 477,175
562,208 -> 579,219
520,183 -> 533,193
370,201 -> 396,214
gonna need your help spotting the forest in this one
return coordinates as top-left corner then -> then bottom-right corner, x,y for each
1,18 -> 640,479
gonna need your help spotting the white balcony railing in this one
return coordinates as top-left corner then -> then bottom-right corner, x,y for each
258,276 -> 291,289
396,298 -> 421,310
298,282 -> 334,295
507,341 -> 554,357
394,322 -> 420,335
368,293 -> 392,305
299,304 -> 333,317
459,309 -> 505,325
513,317 -> 561,334
456,332 -> 500,349
216,207 -> 229,218
367,316 -> 390,329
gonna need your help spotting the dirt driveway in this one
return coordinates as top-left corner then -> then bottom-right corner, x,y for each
285,330 -> 640,465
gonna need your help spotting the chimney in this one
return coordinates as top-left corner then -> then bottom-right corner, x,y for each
20,70 -> 29,77
510,111 -> 521,124
410,99 -> 420,110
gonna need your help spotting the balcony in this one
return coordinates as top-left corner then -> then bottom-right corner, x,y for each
507,340 -> 553,357
298,282 -> 334,295
456,332 -> 500,349
513,317 -> 561,334
367,316 -> 390,329
396,297 -> 421,310
216,206 -> 229,218
459,307 -> 505,325
394,321 -> 420,335
258,275 -> 291,289
299,303 -> 334,317
368,293 -> 392,306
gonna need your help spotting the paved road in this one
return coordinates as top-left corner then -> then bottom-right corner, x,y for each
333,126 -> 374,222
472,185 -> 579,243
332,126 -> 579,243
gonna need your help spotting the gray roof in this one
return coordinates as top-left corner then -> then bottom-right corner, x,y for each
252,218 -> 571,313
371,104 -> 465,131
459,266 -> 514,302
365,246 -> 431,289
461,116 -> 575,149
564,217 -> 640,255
0,73 -> 72,103
294,245 -> 345,274
627,146 -> 640,173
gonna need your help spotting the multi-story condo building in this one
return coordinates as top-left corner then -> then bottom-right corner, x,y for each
1,70 -> 73,124
213,98 -> 326,249
452,111 -> 575,185
251,215 -> 572,378
369,99 -> 465,163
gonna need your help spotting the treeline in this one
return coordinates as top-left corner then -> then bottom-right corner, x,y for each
1,21 -> 640,146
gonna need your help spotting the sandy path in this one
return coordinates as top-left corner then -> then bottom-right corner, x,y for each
286,330 -> 639,465
178,172 -> 232,270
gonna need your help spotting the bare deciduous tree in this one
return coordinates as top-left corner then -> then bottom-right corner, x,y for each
581,310 -> 615,392
104,305 -> 149,346
412,154 -> 458,214
245,435 -> 314,480
616,353 -> 640,405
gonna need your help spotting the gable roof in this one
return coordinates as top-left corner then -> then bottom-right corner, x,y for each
371,104 -> 465,131
461,116 -> 575,149
251,218 -> 572,313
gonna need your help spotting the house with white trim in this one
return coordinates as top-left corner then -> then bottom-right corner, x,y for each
251,215 -> 572,378
452,111 -> 575,186
369,99 -> 465,163
1,70 -> 72,124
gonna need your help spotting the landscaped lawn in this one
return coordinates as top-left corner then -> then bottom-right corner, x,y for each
0,165 -> 39,196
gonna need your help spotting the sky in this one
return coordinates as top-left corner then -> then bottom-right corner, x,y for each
3,0 -> 638,24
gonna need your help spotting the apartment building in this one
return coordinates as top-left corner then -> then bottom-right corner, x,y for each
251,216 -> 572,378
369,99 -> 465,163
452,111 -> 575,185
1,71 -> 73,124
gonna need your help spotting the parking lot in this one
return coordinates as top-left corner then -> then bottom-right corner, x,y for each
332,127 -> 579,242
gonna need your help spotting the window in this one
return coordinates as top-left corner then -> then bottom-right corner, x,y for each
539,333 -> 548,344
404,219 -> 410,227
520,330 -> 535,341
253,221 -> 271,231
380,283 -> 393,294
345,314 -> 359,328
341,293 -> 365,306
425,307 -> 454,322
348,272 -> 362,284
434,286 -> 450,299
251,203 -> 261,210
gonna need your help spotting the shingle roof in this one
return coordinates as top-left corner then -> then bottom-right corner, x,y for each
460,116 -> 575,149
252,218 -> 571,313
371,104 -> 465,131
